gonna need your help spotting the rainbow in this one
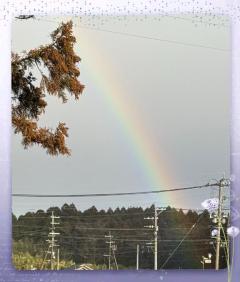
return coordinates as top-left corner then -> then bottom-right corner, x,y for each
75,24 -> 180,206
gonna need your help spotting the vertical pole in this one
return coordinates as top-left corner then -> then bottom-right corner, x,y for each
51,211 -> 55,270
144,206 -> 165,270
136,244 -> 139,270
57,248 -> 60,270
154,206 -> 158,270
108,232 -> 112,270
43,211 -> 60,270
215,179 -> 223,270
104,232 -> 114,270
112,245 -> 118,270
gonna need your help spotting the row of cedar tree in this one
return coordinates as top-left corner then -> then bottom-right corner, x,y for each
12,204 -> 228,269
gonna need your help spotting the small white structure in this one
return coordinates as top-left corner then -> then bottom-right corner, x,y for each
75,264 -> 94,270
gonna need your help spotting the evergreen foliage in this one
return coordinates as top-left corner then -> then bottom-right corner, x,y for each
12,204 -> 228,269
12,21 -> 84,155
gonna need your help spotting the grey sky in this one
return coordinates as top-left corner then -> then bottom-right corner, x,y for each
12,16 -> 230,216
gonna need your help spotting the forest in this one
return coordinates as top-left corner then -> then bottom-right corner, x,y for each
12,204 -> 228,270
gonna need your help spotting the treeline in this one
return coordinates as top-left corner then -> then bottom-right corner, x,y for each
12,204 -> 227,269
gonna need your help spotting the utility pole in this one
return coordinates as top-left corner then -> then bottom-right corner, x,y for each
112,244 -> 118,270
215,178 -> 223,270
214,177 -> 230,270
136,244 -> 139,270
144,205 -> 165,270
104,232 -> 118,270
57,249 -> 60,270
105,232 -> 112,270
46,211 -> 60,270
154,206 -> 158,270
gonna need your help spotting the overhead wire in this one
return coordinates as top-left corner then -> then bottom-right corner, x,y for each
32,17 -> 229,52
12,182 -> 219,198
159,212 -> 206,269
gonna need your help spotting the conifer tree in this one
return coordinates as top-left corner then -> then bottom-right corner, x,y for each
12,21 -> 84,156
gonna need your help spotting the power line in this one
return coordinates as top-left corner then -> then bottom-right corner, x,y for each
12,182 -> 218,198
13,224 -> 212,230
76,25 -> 229,52
47,247 -> 214,257
34,14 -> 229,29
152,14 -> 229,28
159,212 -> 206,269
13,230 -> 213,243
34,17 -> 229,52
69,13 -> 229,28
